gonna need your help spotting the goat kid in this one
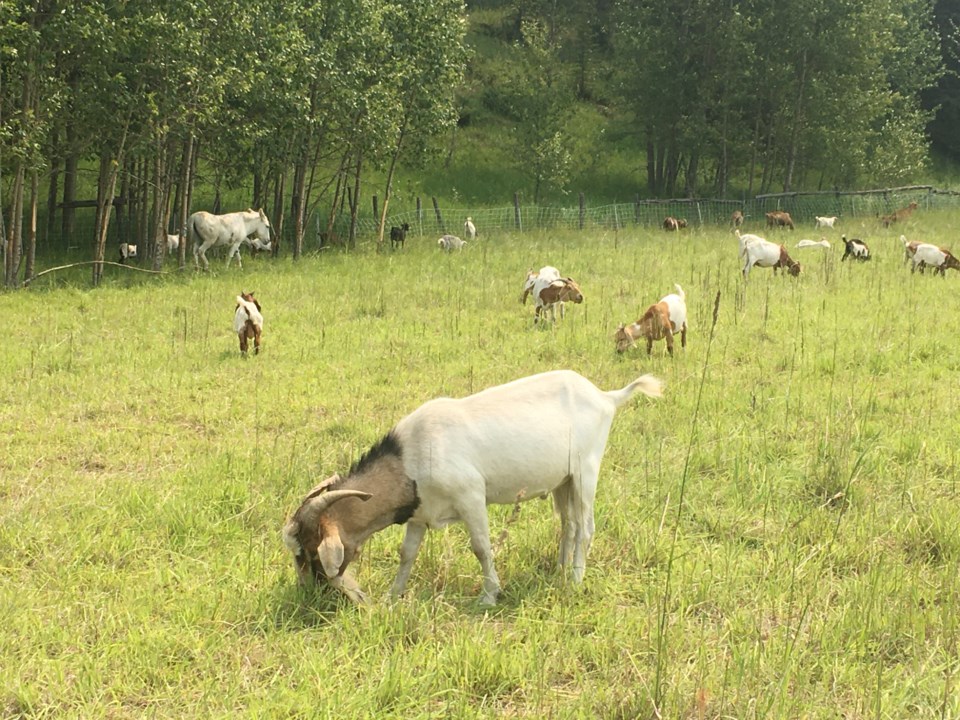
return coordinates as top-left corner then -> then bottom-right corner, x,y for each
118,243 -> 138,263
464,217 -> 477,240
390,223 -> 410,250
663,216 -> 687,231
282,369 -> 664,606
438,234 -> 466,252
901,235 -> 921,265
881,201 -> 918,228
615,284 -> 687,356
234,291 -> 263,356
167,234 -> 180,254
796,238 -> 831,249
841,235 -> 871,262
814,216 -> 837,229
521,266 -> 561,304
534,277 -> 583,324
911,243 -> 960,275
731,210 -> 744,228
765,210 -> 795,230
742,238 -> 801,278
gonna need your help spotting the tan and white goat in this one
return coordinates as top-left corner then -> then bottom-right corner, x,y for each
282,369 -> 663,606
615,284 -> 687,356
234,292 -> 263,356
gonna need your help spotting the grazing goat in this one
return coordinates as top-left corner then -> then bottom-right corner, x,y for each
118,243 -> 137,263
901,235 -> 921,265
881,201 -> 918,228
281,369 -> 664,606
464,217 -> 477,241
735,229 -> 765,258
390,222 -> 410,250
166,234 -> 180,254
247,237 -> 272,254
234,291 -> 263,356
742,238 -> 801,278
615,284 -> 687,356
910,243 -> 960,275
663,216 -> 687,231
796,238 -> 831,249
731,210 -> 744,228
521,265 -> 561,305
765,210 -> 795,230
438,234 -> 466,252
534,277 -> 583,324
841,235 -> 870,262
814,216 -> 837,229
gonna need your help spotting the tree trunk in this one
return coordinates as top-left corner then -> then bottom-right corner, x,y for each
24,168 -> 38,283
61,132 -> 78,248
646,132 -> 656,196
92,120 -> 130,287
45,143 -> 60,250
783,48 -> 808,193
4,162 -> 25,287
348,152 -> 363,249
176,135 -> 194,270
271,168 -> 285,257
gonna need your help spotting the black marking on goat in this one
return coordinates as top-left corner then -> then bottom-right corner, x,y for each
348,431 -> 403,477
393,480 -> 420,525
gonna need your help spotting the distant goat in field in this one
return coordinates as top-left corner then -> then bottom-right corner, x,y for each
663,216 -> 687,231
881,201 -> 918,228
118,243 -> 137,264
234,292 -> 263,357
841,235 -> 871,262
910,243 -> 960,275
901,235 -> 921,265
742,238 -> 801,278
796,238 -> 831,249
464,217 -> 477,240
814,216 -> 837,229
765,210 -> 795,230
534,277 -> 583,325
615,284 -> 687,356
521,266 -> 561,305
166,234 -> 180,254
731,210 -> 744,228
438,234 -> 466,252
390,223 -> 410,250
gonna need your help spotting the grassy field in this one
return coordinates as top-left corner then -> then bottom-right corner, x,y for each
2,214 -> 959,718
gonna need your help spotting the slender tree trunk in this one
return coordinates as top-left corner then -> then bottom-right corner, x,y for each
4,162 -> 25,287
177,135 -> 194,269
61,128 -> 78,247
377,113 -> 411,249
747,114 -> 761,197
348,152 -> 363,249
45,143 -> 60,249
92,120 -> 131,287
783,48 -> 808,193
272,168 -> 285,257
24,168 -> 38,283
685,150 -> 699,198
646,132 -> 656,196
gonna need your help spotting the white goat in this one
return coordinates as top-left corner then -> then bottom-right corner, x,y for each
796,238 -> 831,249
735,229 -> 765,258
464,217 -> 477,240
742,238 -> 801,278
814,216 -> 837,229
282,370 -> 663,606
166,234 -> 180,254
911,243 -> 960,275
246,237 -> 272,254
438,234 -> 466,252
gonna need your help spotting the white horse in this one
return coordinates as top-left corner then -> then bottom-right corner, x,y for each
189,208 -> 272,270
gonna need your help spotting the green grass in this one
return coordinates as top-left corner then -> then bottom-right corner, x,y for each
2,213 -> 960,718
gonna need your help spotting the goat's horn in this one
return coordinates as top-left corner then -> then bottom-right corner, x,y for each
300,490 -> 372,526
304,474 -> 342,500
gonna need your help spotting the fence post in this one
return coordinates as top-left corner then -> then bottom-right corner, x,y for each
432,197 -> 444,232
634,194 -> 641,225
578,192 -> 585,230
513,192 -> 522,231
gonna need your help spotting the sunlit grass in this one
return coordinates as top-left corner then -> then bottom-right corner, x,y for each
2,213 -> 959,717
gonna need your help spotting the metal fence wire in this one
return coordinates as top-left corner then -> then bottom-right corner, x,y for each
30,184 -> 960,255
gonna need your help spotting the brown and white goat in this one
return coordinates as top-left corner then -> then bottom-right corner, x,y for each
615,284 -> 687,356
731,210 -> 744,228
663,216 -> 687,231
118,243 -> 137,263
234,292 -> 263,356
881,201 -> 918,228
742,238 -> 801,278
910,243 -> 960,275
534,277 -> 583,324
901,235 -> 921,265
281,369 -> 663,605
765,210 -> 795,230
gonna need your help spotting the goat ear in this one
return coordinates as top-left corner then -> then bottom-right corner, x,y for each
317,535 -> 345,579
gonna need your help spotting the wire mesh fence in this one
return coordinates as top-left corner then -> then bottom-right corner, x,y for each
25,184 -> 960,258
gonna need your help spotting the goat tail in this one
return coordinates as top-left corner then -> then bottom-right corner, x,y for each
606,374 -> 664,408
674,283 -> 685,299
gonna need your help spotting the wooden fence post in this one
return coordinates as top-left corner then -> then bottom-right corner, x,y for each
513,192 -> 522,231
634,194 -> 641,225
578,192 -> 585,230
416,197 -> 423,228
432,197 -> 444,232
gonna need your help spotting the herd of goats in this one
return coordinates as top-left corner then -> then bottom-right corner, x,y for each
207,199 -> 960,607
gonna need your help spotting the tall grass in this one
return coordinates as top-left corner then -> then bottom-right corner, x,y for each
2,214 -> 959,717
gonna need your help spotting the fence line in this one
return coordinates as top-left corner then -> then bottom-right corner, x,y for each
27,184 -> 959,255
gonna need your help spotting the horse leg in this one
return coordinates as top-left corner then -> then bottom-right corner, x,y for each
226,242 -> 243,270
